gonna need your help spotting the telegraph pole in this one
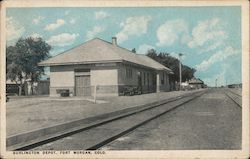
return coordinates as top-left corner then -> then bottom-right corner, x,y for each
179,53 -> 183,91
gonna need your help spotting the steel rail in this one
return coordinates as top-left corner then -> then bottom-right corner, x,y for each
224,92 -> 242,108
226,89 -> 242,97
15,90 -> 207,151
87,91 -> 206,150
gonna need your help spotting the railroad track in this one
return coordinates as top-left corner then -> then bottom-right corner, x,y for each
224,89 -> 242,108
15,90 -> 207,151
226,88 -> 242,97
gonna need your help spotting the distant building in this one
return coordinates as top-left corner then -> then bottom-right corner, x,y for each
188,78 -> 204,89
180,81 -> 189,90
6,79 -> 50,96
39,37 -> 173,97
227,83 -> 242,88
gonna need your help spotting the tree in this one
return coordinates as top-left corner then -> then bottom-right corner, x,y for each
146,49 -> 158,60
182,65 -> 196,82
6,37 -> 51,95
131,48 -> 136,53
146,50 -> 196,82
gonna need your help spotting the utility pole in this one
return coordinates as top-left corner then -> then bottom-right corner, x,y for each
215,78 -> 218,88
179,53 -> 183,91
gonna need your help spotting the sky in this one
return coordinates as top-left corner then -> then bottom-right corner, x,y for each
6,7 -> 241,86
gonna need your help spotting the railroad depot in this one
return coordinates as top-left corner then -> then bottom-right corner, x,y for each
39,37 -> 173,97
188,78 -> 205,89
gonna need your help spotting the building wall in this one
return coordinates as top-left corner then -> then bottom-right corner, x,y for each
140,70 -> 156,93
118,64 -> 157,94
157,71 -> 170,92
91,69 -> 118,86
49,63 -> 171,97
118,64 -> 138,86
50,66 -> 75,97
49,64 -> 119,97
91,68 -> 118,96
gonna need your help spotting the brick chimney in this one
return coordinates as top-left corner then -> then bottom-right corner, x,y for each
112,37 -> 117,46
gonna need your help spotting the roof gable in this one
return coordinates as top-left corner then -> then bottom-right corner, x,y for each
39,38 -> 122,65
39,38 -> 172,72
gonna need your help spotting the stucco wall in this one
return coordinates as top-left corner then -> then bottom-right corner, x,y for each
91,68 -> 119,96
91,69 -> 118,86
49,65 -> 119,97
50,66 -> 75,97
48,63 -> 171,97
50,70 -> 75,87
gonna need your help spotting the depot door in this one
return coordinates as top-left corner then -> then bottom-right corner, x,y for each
75,75 -> 91,96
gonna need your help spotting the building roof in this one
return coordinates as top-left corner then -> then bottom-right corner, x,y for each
39,38 -> 172,73
188,78 -> 204,84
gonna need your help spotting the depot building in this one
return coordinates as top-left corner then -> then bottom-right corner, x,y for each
38,37 -> 173,97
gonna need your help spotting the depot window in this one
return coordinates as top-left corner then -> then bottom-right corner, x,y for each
161,73 -> 165,85
126,68 -> 132,79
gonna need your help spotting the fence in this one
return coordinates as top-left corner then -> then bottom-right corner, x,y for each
6,81 -> 50,96
6,84 -> 23,95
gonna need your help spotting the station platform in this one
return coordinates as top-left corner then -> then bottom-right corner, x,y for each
7,89 -> 204,137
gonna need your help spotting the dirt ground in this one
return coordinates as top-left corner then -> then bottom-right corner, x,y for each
6,89 -> 219,136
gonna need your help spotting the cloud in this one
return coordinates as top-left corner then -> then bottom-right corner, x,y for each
32,16 -> 44,25
116,16 -> 151,43
30,33 -> 42,39
202,61 -> 241,87
188,18 -> 227,50
199,40 -> 224,54
69,19 -> 76,24
95,11 -> 109,19
156,19 -> 188,47
202,71 -> 225,87
137,44 -> 155,54
6,17 -> 25,42
86,26 -> 105,40
65,10 -> 70,15
195,46 -> 240,71
47,33 -> 79,46
44,19 -> 65,31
